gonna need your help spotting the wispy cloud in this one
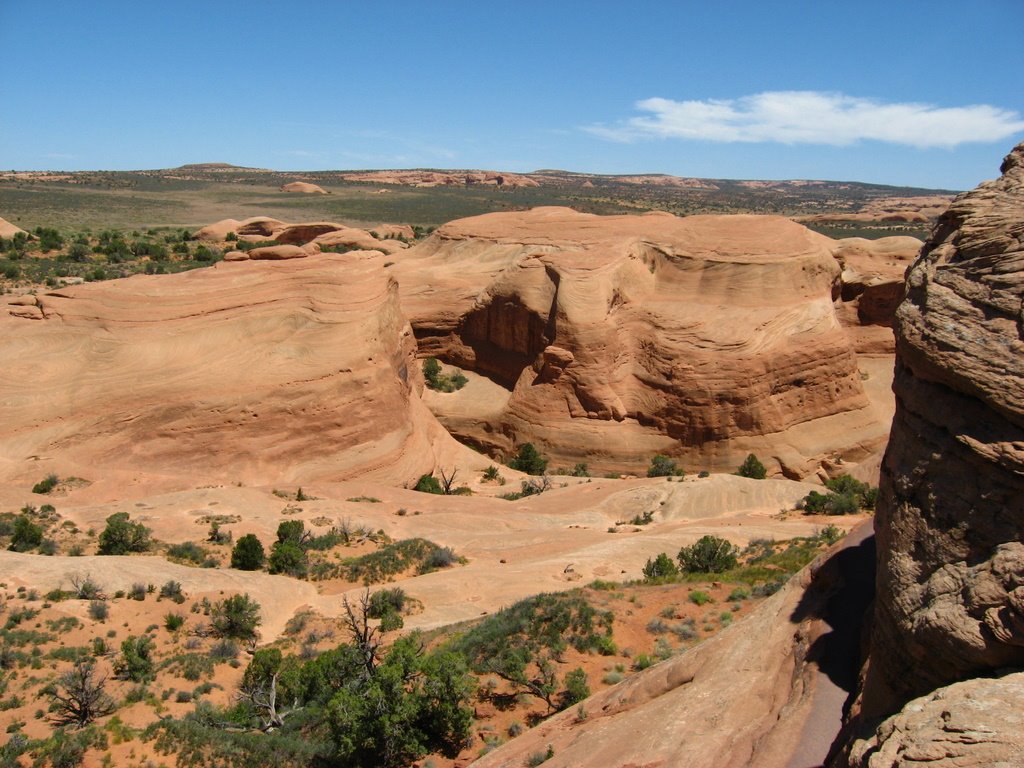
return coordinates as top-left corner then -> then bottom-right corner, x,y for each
587,91 -> 1024,148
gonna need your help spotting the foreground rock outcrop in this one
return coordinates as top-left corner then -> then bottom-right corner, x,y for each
0,251 -> 460,486
474,526 -> 874,768
397,207 -> 887,477
834,143 -> 1024,763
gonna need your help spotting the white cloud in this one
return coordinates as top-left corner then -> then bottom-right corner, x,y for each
587,91 -> 1024,148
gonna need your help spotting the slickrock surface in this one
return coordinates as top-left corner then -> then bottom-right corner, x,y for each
0,215 -> 27,238
280,180 -> 328,194
397,207 -> 886,478
832,236 -> 920,354
844,673 -> 1024,768
854,143 -> 1024,720
193,216 -> 408,254
0,251 -> 460,486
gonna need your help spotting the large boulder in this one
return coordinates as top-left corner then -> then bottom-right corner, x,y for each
395,207 -> 886,478
280,181 -> 328,194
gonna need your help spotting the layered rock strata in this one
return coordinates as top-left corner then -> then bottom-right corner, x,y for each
834,143 -> 1024,764
396,207 -> 886,477
0,251 -> 450,485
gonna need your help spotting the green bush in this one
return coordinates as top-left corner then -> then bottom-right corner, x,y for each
9,515 -> 43,552
166,541 -> 209,565
647,455 -> 682,478
678,535 -> 738,573
97,512 -> 151,555
798,475 -> 877,515
269,540 -> 307,578
642,553 -> 679,581
32,474 -> 59,494
422,357 -> 468,392
736,453 -> 767,479
509,443 -> 548,476
210,594 -> 261,640
115,635 -> 155,682
413,474 -> 443,494
559,668 -> 590,710
689,591 -> 712,606
164,613 -> 185,631
367,588 -> 407,619
230,534 -> 266,571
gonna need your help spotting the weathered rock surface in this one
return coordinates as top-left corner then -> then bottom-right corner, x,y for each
849,143 -> 1024,726
193,217 -> 408,253
833,236 -> 920,354
396,207 -> 886,477
844,673 -> 1024,768
339,169 -> 540,188
280,180 -> 328,194
0,251 -> 461,486
0,216 -> 27,238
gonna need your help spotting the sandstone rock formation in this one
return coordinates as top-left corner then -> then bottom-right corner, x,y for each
854,143 -> 1024,718
193,217 -> 408,254
833,236 -> 921,353
0,251 -> 459,486
395,207 -> 887,478
0,216 -> 26,238
280,180 -> 328,194
844,673 -> 1024,768
827,143 -> 1024,768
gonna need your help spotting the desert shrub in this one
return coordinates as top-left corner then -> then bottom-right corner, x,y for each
344,538 -> 459,584
689,591 -> 712,606
230,534 -> 266,571
647,455 -> 682,478
367,588 -> 407,619
736,453 -> 767,479
158,580 -> 185,602
210,594 -> 261,640
422,357 -> 468,392
71,574 -> 104,600
559,668 -> 590,710
420,545 -> 459,573
166,541 -> 208,565
727,587 -> 750,601
209,640 -> 239,660
9,515 -> 43,552
798,475 -> 877,515
269,540 -> 307,578
164,613 -> 185,631
88,601 -> 109,621
32,473 -> 59,494
509,443 -> 548,476
128,583 -> 146,601
115,636 -> 155,682
97,512 -> 151,555
413,474 -> 443,494
642,552 -> 679,581
678,535 -> 738,573
632,653 -> 653,670
483,465 -> 501,481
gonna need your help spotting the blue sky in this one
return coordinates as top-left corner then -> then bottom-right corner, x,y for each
1,1 -> 1022,189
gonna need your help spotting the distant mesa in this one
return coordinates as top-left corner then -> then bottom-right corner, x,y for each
339,169 -> 541,188
280,180 -> 329,194
0,216 -> 27,239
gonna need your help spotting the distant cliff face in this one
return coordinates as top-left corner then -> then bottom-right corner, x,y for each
856,143 -> 1024,718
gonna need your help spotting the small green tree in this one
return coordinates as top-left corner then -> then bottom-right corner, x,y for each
678,535 -> 738,573
509,443 -> 548,476
211,594 -> 262,640
268,540 -> 307,578
423,357 -> 442,388
97,513 -> 151,555
231,534 -> 266,571
114,635 -> 154,682
559,668 -> 590,710
647,455 -> 682,478
642,552 -> 679,580
10,515 -> 43,552
736,453 -> 767,479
